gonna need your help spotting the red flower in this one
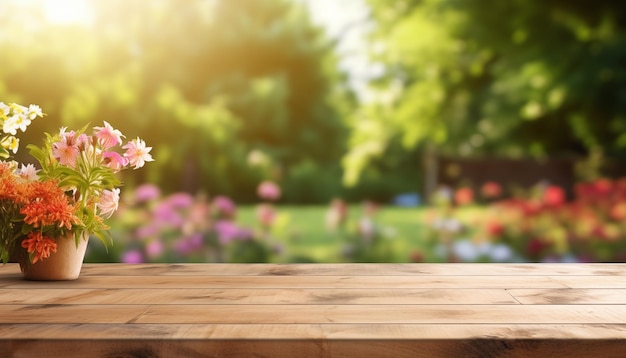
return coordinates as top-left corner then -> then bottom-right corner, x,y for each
543,186 -> 565,207
454,187 -> 474,206
593,179 -> 613,198
485,220 -> 504,237
481,181 -> 502,199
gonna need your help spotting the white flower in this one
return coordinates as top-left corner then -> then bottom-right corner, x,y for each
0,102 -> 9,116
452,240 -> 479,262
97,188 -> 120,218
18,163 -> 39,181
14,113 -> 31,132
3,115 -> 19,135
27,104 -> 43,120
489,244 -> 513,262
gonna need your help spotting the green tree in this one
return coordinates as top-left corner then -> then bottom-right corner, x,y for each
345,0 -> 626,187
0,0 -> 351,202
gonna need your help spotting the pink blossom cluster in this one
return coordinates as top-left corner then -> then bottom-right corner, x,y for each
50,121 -> 153,219
52,121 -> 153,172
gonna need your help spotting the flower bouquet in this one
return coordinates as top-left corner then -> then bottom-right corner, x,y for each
0,102 -> 153,279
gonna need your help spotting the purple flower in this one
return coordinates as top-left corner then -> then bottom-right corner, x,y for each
213,196 -> 236,219
188,233 -> 203,250
165,192 -> 194,209
154,203 -> 184,227
121,250 -> 144,264
174,233 -> 204,255
134,184 -> 160,203
214,220 -> 252,244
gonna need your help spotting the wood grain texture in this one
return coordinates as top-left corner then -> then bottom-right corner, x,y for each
0,263 -> 625,357
76,262 -> 626,276
0,288 -> 520,305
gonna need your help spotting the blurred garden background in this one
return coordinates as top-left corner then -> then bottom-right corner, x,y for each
3,0 -> 626,263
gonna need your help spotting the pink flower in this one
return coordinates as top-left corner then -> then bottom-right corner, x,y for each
123,137 -> 154,169
97,188 -> 120,218
257,181 -> 281,201
76,133 -> 90,151
102,151 -> 128,172
134,184 -> 161,203
213,196 -> 236,219
94,121 -> 124,149
256,203 -> 276,227
59,128 -> 78,146
215,220 -> 247,244
122,250 -> 143,264
52,140 -> 80,168
146,240 -> 164,258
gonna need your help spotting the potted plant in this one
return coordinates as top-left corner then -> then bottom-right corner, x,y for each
0,102 -> 153,280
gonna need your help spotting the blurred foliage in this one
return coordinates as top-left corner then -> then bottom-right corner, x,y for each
0,0 -> 353,202
345,0 -> 626,185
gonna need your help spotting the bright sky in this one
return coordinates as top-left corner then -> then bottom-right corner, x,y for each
31,0 -> 375,102
298,0 -> 377,102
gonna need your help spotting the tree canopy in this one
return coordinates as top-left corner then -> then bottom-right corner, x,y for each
0,0 -> 351,202
344,0 -> 626,185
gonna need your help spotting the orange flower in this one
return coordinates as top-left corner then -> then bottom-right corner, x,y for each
20,180 -> 78,229
21,232 -> 58,264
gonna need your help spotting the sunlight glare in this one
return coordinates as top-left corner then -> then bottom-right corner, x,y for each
41,0 -> 92,25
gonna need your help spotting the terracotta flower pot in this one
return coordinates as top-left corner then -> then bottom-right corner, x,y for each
19,232 -> 89,281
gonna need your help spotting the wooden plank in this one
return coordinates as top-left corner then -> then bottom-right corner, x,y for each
0,288 -> 519,305
1,263 -> 625,357
132,304 -> 626,324
0,275 -> 573,289
509,289 -> 626,304
2,304 -> 619,324
75,263 -> 626,276
0,305 -> 149,324
2,338 -> 625,358
4,274 -> 623,289
1,323 -> 626,340
551,276 -> 626,288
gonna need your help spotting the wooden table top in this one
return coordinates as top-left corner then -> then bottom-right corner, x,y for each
1,263 -> 626,357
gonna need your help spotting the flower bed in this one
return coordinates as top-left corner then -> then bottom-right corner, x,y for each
423,180 -> 626,263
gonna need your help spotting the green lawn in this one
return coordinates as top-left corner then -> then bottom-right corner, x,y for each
237,205 -> 428,262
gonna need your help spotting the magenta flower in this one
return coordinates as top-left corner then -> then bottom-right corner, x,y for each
123,137 -> 154,169
121,250 -> 144,264
134,184 -> 161,203
94,121 -> 124,149
165,193 -> 194,209
174,233 -> 203,255
215,220 -> 252,244
257,181 -> 281,201
213,195 -> 236,219
154,202 -> 184,227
